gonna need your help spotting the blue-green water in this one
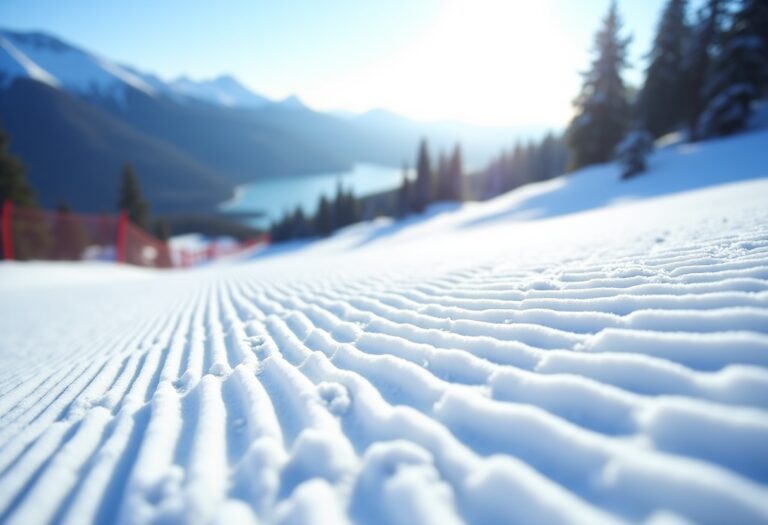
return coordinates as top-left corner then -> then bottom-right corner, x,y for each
221,163 -> 406,226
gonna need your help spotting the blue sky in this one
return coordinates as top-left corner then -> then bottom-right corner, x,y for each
1,0 -> 693,127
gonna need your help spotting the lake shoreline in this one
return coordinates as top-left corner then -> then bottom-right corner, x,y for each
219,163 -> 411,226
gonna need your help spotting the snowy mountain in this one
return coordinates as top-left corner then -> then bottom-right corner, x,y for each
162,75 -> 307,111
167,74 -> 272,109
0,125 -> 767,524
0,29 -> 365,212
0,29 -> 155,104
0,27 -> 547,213
276,94 -> 307,110
0,29 -> 281,111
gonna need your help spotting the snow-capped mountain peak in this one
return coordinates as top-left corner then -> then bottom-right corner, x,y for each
278,94 -> 306,110
0,29 -> 155,103
0,33 -> 60,88
167,74 -> 271,108
0,29 -> 291,112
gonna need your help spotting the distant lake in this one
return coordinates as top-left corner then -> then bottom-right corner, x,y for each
220,163 -> 407,227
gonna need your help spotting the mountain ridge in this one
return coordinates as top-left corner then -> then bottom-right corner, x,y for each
0,27 -> 550,213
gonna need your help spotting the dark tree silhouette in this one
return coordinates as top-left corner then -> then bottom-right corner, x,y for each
397,164 -> 411,218
118,164 -> 151,231
445,144 -> 464,201
566,1 -> 632,170
315,195 -> 334,237
0,128 -> 35,207
683,0 -> 727,140
637,0 -> 691,138
699,0 -> 768,137
412,139 -> 433,213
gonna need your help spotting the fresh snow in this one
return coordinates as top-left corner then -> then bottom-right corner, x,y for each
0,35 -> 60,89
1,128 -> 768,525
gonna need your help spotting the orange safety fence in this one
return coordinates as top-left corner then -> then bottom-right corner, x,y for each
0,200 -> 269,268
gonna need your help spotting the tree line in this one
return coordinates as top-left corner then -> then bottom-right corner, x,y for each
475,133 -> 568,200
569,0 -> 768,178
270,0 -> 768,241
3,0 -> 767,244
269,131 -> 570,242
0,137 -> 168,240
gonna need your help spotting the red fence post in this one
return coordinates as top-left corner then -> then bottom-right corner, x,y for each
1,200 -> 14,261
115,210 -> 128,264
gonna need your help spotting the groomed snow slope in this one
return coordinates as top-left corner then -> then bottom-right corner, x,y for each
1,132 -> 768,525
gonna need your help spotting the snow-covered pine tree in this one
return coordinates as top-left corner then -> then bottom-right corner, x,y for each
637,0 -> 690,138
566,1 -> 632,171
699,0 -> 768,137
615,129 -> 654,180
683,0 -> 727,140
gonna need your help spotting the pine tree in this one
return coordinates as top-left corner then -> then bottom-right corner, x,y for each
478,133 -> 569,201
118,164 -> 151,231
412,139 -> 433,213
333,179 -> 345,228
315,195 -> 334,237
699,0 -> 768,137
507,142 -> 526,191
291,206 -> 311,238
683,0 -> 727,140
0,128 -> 36,207
331,181 -> 360,230
446,144 -> 463,201
347,190 -> 361,225
154,219 -> 171,241
397,163 -> 411,218
0,129 -> 46,260
482,150 -> 505,198
543,133 -> 569,180
434,152 -> 450,201
270,211 -> 292,242
637,0 -> 690,138
566,1 -> 632,171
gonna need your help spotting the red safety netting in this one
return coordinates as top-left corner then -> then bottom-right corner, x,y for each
121,220 -> 174,268
1,204 -> 122,263
1,201 -> 269,268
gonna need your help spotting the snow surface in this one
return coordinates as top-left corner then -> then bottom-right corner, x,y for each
1,129 -> 768,524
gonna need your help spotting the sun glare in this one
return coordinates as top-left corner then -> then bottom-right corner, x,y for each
309,0 -> 580,126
